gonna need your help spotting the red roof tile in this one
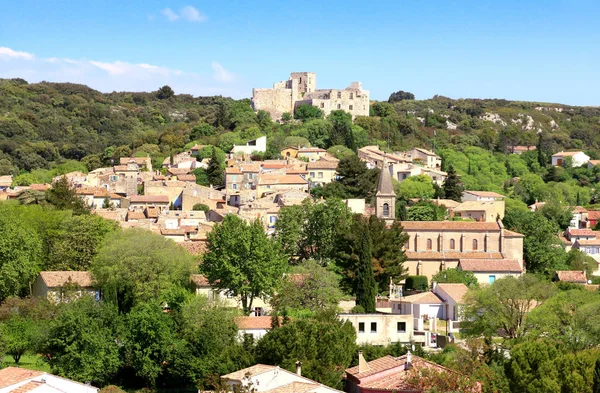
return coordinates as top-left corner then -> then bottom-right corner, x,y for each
130,195 -> 169,203
0,367 -> 43,389
459,259 -> 522,273
39,271 -> 94,287
400,221 -> 500,231
556,270 -> 587,283
234,316 -> 281,330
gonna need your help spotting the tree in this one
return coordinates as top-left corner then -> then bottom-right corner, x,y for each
505,339 -> 561,393
92,229 -> 194,312
294,104 -> 324,121
396,175 -> 435,199
593,357 -> 600,393
156,85 -> 175,100
40,297 -> 122,386
371,102 -> 396,117
539,202 -> 573,230
355,226 -> 376,313
0,316 -> 38,363
0,204 -> 43,301
46,176 -> 90,215
336,154 -> 379,199
566,249 -> 597,277
431,268 -> 478,288
202,216 -> 287,314
206,147 -> 224,187
442,166 -> 464,202
368,216 -> 409,289
406,201 -> 447,221
255,313 -> 356,389
192,203 -> 210,212
388,90 -> 415,102
461,275 -> 554,340
327,110 -> 355,150
271,260 -> 342,312
281,112 -> 293,122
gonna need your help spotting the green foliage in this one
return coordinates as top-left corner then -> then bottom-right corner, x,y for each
355,224 -> 376,313
281,112 -> 293,122
539,201 -> 573,230
206,147 -> 225,187
326,145 -> 354,159
192,203 -> 210,212
0,316 -> 38,364
371,102 -> 396,117
327,110 -> 354,150
442,165 -> 464,202
566,249 -> 597,277
388,90 -> 415,102
202,215 -> 288,314
46,176 -> 90,215
255,313 -> 356,389
431,268 -> 479,287
406,200 -> 447,221
294,104 -> 324,121
405,275 -> 428,291
156,85 -> 175,100
396,175 -> 435,199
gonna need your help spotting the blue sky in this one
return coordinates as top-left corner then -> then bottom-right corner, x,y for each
1,0 -> 599,105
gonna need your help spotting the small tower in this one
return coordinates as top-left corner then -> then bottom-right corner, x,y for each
375,159 -> 396,224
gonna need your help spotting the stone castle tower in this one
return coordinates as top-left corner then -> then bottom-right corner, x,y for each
375,160 -> 396,224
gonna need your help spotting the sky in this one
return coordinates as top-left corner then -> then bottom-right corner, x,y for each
1,0 -> 599,105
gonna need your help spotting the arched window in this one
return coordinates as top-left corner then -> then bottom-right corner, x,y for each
427,239 -> 432,250
383,203 -> 389,217
450,239 -> 455,250
473,239 -> 478,250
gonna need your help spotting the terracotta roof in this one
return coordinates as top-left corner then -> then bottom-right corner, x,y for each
9,381 -> 45,393
556,270 -> 587,283
258,174 -> 308,185
400,221 -> 500,231
262,161 -> 287,169
435,283 -> 469,303
568,228 -> 597,237
298,147 -> 327,153
396,291 -> 442,304
0,367 -> 44,389
130,195 -> 169,203
587,211 -> 600,220
30,184 -> 50,191
503,229 -> 524,237
412,147 -> 439,157
179,241 -> 206,255
573,206 -> 588,213
306,160 -> 338,170
513,146 -> 536,152
429,198 -> 461,209
459,259 -> 522,273
576,239 -> 600,246
177,174 -> 197,182
190,274 -> 210,286
235,316 -> 278,330
589,160 -> 600,166
119,157 -> 148,165
405,251 -> 505,260
168,168 -> 192,176
463,190 -> 505,198
113,165 -> 132,172
39,271 -> 94,288
190,144 -> 207,151
127,211 -> 146,220
552,151 -> 586,157
222,364 -> 277,381
345,355 -> 401,379
226,167 -> 242,174
264,382 -> 321,393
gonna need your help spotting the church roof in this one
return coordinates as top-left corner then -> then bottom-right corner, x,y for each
376,163 -> 395,196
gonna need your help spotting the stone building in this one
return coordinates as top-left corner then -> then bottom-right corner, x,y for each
252,72 -> 370,120
374,161 -> 396,225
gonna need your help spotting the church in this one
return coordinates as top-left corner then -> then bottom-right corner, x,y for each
374,161 -> 524,283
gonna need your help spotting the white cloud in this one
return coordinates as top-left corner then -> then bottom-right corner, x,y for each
0,47 -> 34,60
161,6 -> 206,23
211,62 -> 235,82
0,47 -> 247,98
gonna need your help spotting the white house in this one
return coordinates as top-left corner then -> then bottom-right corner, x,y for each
551,151 -> 590,167
339,313 -> 414,345
390,291 -> 444,319
432,283 -> 469,321
232,135 -> 267,155
0,367 -> 98,393
461,190 -> 506,202
222,364 -> 343,393
234,316 -> 275,341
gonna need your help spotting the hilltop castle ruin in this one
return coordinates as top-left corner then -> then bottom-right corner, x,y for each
251,72 -> 370,121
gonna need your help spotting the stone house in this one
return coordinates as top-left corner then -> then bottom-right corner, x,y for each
307,159 -> 338,186
452,200 -> 505,222
256,174 -> 309,197
32,271 -> 98,303
129,195 -> 170,211
234,316 -> 276,341
297,147 -> 328,160
120,156 -> 152,171
339,313 -> 414,346
403,148 -> 442,170
0,175 -> 12,191
358,145 -> 408,169
391,292 -> 444,320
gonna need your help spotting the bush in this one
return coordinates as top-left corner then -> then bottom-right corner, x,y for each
351,305 -> 366,314
405,275 -> 428,291
192,203 -> 210,212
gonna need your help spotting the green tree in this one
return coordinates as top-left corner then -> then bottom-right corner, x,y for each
92,229 -> 194,312
388,90 -> 415,102
1,316 -> 38,363
271,260 -> 342,312
505,339 -> 561,393
566,249 -> 597,277
539,202 -> 573,230
46,176 -> 90,215
355,226 -> 376,313
328,110 -> 355,150
371,102 -> 396,117
336,154 -> 379,199
156,85 -> 175,100
593,358 -> 600,393
368,216 -> 409,289
406,201 -> 447,221
431,268 -> 478,287
40,297 -> 122,386
442,165 -> 464,202
202,216 -> 287,314
294,104 -> 324,121
281,112 -> 293,122
255,313 -> 356,389
396,175 -> 435,199
206,147 -> 225,187
192,203 -> 210,212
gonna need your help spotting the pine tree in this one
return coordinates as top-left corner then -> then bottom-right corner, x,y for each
356,224 -> 376,313
206,148 -> 224,187
442,166 -> 464,202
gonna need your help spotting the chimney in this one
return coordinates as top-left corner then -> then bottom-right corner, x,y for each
358,351 -> 370,373
295,361 -> 302,376
405,351 -> 412,370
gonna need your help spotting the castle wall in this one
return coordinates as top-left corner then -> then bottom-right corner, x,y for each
252,88 -> 293,119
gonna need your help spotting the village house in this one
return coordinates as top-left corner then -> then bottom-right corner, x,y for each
452,200 -> 505,222
458,259 -> 523,284
391,292 -> 444,320
588,160 -> 600,169
0,175 -> 12,191
339,313 -> 415,345
52,170 -> 88,186
120,156 -> 152,171
222,364 -> 343,393
232,135 -> 267,155
551,151 -> 590,167
403,148 -> 442,170
129,195 -> 170,211
32,271 -> 98,303
0,367 -> 99,393
256,174 -> 309,197
512,145 -> 537,155
432,283 -> 469,322
358,145 -> 408,169
461,190 -> 505,202
555,270 -> 588,284
307,159 -> 338,186
76,187 -> 122,208
234,316 -> 277,341
345,352 -> 481,393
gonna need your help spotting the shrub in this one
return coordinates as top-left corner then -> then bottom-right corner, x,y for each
405,275 -> 428,291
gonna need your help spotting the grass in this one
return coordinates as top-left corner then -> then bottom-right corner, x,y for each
1,354 -> 51,372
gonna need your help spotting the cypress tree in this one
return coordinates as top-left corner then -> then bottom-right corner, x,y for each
442,165 -> 464,202
593,357 -> 600,393
206,148 -> 224,187
356,222 -> 376,313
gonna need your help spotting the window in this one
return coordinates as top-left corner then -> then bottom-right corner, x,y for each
270,216 -> 277,223
350,93 -> 354,99
349,105 -> 353,110
337,92 -> 342,99
337,104 -> 341,109
370,322 -> 377,332
232,175 -> 237,182
473,239 -> 478,250
248,173 -> 254,179
397,322 -> 406,332
110,175 -> 118,182
488,275 -> 496,284
317,172 -> 323,178
320,102 -> 325,108
310,172 -> 315,178
427,239 -> 433,250
450,239 -> 455,250
383,203 -> 390,217
232,184 -> 238,190
358,322 -> 365,333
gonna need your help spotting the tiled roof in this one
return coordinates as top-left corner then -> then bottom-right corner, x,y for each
573,206 -> 588,213
345,355 -> 400,379
298,147 -> 327,153
587,211 -> 600,220
130,195 -> 169,203
576,239 -> 600,246
435,283 -> 469,303
429,199 -> 461,209
513,146 -> 536,152
396,291 -> 442,304
190,144 -> 207,151
235,316 -> 278,330
0,175 -> 13,186
264,382 -> 319,393
405,251 -> 505,260
222,364 -> 277,381
168,168 -> 192,175
190,274 -> 210,286
179,241 -> 206,255
39,271 -> 94,288
400,221 -> 500,231
413,147 -> 439,157
225,167 -> 242,174
307,160 -> 338,170
119,157 -> 148,165
127,211 -> 146,220
552,151 -> 585,157
0,367 -> 43,389
589,160 -> 600,166
568,228 -> 597,237
258,175 -> 308,185
463,190 -> 506,198
30,184 -> 51,191
10,381 -> 45,393
459,259 -> 522,273
503,229 -> 524,237
177,174 -> 197,182
556,270 -> 587,283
